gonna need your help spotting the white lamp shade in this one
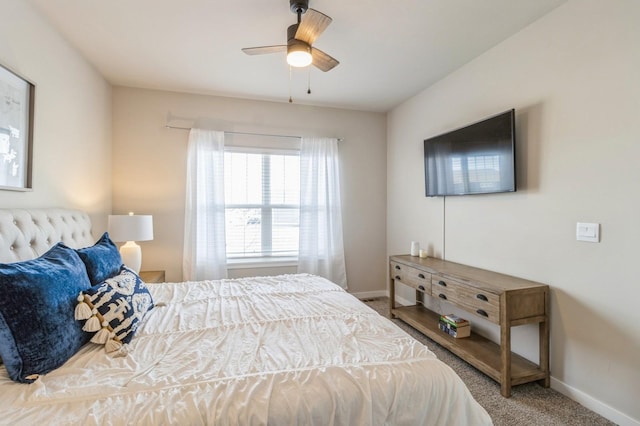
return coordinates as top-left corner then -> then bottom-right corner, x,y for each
286,41 -> 312,67
108,214 -> 154,242
108,214 -> 153,274
287,50 -> 312,67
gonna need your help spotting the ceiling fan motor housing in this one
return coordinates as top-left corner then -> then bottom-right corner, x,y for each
287,24 -> 300,42
287,24 -> 310,49
290,0 -> 309,14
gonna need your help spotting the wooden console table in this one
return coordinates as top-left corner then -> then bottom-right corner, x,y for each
389,255 -> 549,397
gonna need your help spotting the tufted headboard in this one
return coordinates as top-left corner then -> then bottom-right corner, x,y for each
0,209 -> 94,263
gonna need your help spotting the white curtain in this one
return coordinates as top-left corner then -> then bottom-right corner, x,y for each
298,137 -> 347,289
183,128 -> 228,281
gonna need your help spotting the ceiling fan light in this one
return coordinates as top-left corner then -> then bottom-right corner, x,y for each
287,44 -> 312,67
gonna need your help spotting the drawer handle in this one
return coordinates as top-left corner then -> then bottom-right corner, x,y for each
395,265 -> 401,270
437,280 -> 447,287
438,293 -> 447,300
476,294 -> 488,302
395,275 -> 401,280
476,309 -> 488,317
418,273 -> 426,279
418,285 -> 425,291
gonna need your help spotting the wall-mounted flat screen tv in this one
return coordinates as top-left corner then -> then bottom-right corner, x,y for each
424,109 -> 516,197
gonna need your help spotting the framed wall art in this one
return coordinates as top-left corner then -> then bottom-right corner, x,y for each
0,63 -> 34,191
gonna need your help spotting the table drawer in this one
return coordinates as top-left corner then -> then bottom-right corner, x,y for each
391,262 -> 431,295
431,275 -> 500,324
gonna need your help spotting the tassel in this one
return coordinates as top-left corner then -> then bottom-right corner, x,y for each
105,332 -> 122,353
91,321 -> 111,344
105,338 -> 122,353
75,293 -> 93,320
82,310 -> 101,332
109,344 -> 129,358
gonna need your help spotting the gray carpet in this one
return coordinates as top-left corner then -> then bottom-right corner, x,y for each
362,297 -> 614,426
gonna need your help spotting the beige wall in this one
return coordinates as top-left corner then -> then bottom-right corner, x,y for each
387,1 -> 639,424
112,87 -> 387,295
0,1 -> 112,230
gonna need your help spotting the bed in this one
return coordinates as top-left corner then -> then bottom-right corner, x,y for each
0,208 -> 492,425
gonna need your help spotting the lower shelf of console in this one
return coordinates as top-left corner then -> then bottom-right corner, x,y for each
391,304 -> 547,389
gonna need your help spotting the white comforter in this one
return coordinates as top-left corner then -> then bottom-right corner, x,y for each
0,274 -> 491,425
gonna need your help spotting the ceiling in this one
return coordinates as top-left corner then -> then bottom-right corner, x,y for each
28,0 -> 567,113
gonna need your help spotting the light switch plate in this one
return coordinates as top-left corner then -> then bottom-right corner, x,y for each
576,222 -> 599,242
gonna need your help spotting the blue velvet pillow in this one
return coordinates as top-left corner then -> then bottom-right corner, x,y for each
77,265 -> 154,352
76,232 -> 122,285
0,243 -> 92,383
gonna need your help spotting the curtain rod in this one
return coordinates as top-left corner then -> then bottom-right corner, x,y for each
164,125 -> 343,142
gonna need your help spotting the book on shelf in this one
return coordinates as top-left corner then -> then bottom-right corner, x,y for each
438,319 -> 471,338
439,314 -> 469,328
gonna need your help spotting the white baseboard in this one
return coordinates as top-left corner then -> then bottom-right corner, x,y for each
350,290 -> 387,300
551,377 -> 639,426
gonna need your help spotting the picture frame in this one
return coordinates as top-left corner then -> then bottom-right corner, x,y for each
0,63 -> 34,191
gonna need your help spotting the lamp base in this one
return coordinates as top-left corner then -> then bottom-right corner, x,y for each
119,241 -> 142,273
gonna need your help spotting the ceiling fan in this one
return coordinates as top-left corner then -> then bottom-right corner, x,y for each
241,0 -> 339,72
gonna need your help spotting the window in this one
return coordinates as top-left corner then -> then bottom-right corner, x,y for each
224,148 -> 300,260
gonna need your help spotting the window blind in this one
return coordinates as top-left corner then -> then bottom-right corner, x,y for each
224,149 -> 300,259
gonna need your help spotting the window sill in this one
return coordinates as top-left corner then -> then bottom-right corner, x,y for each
227,257 -> 298,269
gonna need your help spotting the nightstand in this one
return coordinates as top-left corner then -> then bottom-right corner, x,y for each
139,270 -> 166,283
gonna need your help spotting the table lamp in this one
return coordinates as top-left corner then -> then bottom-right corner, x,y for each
107,213 -> 153,273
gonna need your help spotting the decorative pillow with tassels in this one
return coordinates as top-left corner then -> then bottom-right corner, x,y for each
75,265 -> 154,353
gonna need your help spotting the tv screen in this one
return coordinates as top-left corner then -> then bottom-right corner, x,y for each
424,109 -> 516,197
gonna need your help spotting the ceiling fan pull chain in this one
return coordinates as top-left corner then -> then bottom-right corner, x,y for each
289,65 -> 294,103
307,69 -> 311,95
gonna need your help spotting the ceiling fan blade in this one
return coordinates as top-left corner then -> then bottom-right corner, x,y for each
311,47 -> 339,72
295,8 -> 332,45
241,45 -> 287,55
